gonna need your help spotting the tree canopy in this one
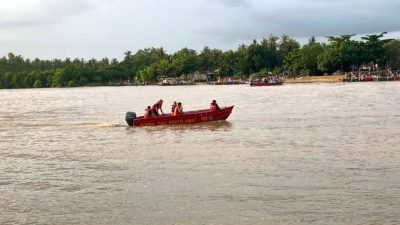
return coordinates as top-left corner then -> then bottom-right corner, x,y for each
1,33 -> 399,89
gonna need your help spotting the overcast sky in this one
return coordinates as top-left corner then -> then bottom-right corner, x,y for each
1,0 -> 400,59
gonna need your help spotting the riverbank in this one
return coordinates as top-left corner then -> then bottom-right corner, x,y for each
284,75 -> 344,83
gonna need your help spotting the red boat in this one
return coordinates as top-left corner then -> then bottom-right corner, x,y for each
364,77 -> 375,81
250,81 -> 283,86
126,106 -> 234,127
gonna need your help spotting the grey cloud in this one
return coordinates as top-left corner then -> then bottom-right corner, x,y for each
0,0 -> 93,29
1,0 -> 400,59
218,0 -> 249,8
0,21 -> 47,29
195,0 -> 400,40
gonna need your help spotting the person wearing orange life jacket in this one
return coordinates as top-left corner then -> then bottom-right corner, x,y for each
210,100 -> 220,112
174,102 -> 183,116
144,106 -> 151,119
151,99 -> 164,117
171,101 -> 177,113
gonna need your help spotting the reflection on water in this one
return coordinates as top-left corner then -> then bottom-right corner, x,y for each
1,83 -> 400,225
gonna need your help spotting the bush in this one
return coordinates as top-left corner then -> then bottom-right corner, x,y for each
33,80 -> 42,88
67,80 -> 77,87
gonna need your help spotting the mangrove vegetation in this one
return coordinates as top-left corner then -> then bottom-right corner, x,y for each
1,32 -> 400,89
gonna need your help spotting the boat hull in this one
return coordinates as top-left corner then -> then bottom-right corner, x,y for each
132,106 -> 234,127
250,82 -> 283,86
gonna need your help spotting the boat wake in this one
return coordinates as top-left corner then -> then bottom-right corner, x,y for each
72,122 -> 126,128
11,122 -> 126,129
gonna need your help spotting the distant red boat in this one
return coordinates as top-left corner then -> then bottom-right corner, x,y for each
364,77 -> 375,81
250,81 -> 283,86
126,106 -> 234,127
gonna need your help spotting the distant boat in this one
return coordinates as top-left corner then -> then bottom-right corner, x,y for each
126,106 -> 234,127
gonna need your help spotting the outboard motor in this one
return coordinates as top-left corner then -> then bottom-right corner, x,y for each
125,112 -> 137,126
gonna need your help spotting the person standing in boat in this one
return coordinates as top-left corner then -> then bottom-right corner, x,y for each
174,102 -> 183,116
151,99 -> 164,117
210,100 -> 220,111
171,101 -> 177,113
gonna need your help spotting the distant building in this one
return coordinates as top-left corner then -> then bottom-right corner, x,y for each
214,76 -> 246,85
187,71 -> 213,82
158,76 -> 180,86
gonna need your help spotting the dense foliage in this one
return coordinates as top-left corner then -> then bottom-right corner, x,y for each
1,33 -> 399,89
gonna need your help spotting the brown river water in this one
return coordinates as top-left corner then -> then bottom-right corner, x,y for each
1,83 -> 400,225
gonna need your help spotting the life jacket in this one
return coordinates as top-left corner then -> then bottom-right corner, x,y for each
171,103 -> 177,113
144,109 -> 150,119
210,103 -> 220,111
210,103 -> 217,112
152,101 -> 162,111
174,106 -> 182,116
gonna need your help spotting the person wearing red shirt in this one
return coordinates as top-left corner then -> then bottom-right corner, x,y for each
143,106 -> 151,119
210,100 -> 220,111
171,101 -> 177,113
151,99 -> 164,117
174,102 -> 183,116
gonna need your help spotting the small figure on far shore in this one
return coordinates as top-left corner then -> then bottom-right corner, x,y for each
210,100 -> 220,111
174,102 -> 183,116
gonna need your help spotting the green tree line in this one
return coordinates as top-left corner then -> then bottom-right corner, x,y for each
1,32 -> 400,89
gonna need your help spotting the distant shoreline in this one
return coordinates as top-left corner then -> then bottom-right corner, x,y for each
6,74 -> 400,89
284,75 -> 344,84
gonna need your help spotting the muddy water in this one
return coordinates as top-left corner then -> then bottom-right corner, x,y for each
1,83 -> 400,224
